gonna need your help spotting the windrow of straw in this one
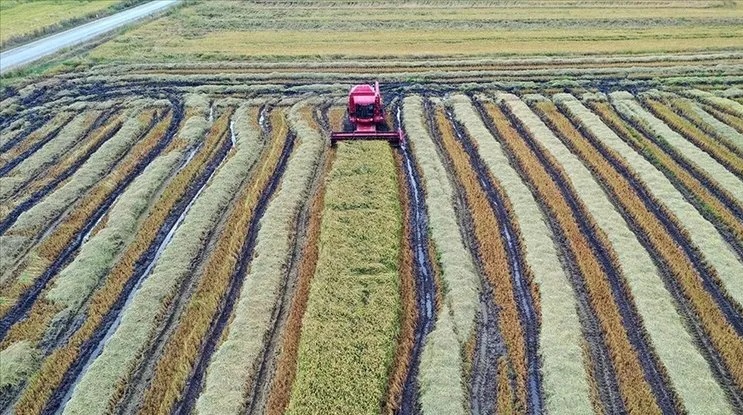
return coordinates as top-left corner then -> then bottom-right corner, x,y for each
0,107 -> 155,281
701,103 -> 743,135
0,111 -> 170,321
402,95 -> 478,415
283,137 -> 401,415
265,112 -> 331,415
60,104 -> 263,415
10,110 -> 229,415
585,99 -> 743,247
544,96 -> 732,414
609,92 -> 743,308
642,97 -> 743,179
661,95 -> 743,154
0,114 -> 125,222
0,112 -> 75,170
0,111 -> 100,201
452,93 -> 592,415
0,99 -> 210,353
433,105 -> 528,413
487,97 -> 661,415
195,102 -> 325,415
140,108 -> 290,414
683,89 -> 743,118
610,92 -> 743,205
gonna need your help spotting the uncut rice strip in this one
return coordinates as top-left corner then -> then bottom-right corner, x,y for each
62,102 -> 264,415
569,93 -> 743,318
403,95 -> 478,415
552,93 -> 731,414
194,102 -> 324,414
451,94 -> 592,415
610,92 -> 743,205
0,108 -> 153,278
684,89 -> 743,118
0,111 -> 99,201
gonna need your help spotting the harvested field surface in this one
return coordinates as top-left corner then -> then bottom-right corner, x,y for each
2,1 -> 743,414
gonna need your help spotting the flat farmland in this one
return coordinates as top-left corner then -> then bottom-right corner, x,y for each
1,1 -> 743,414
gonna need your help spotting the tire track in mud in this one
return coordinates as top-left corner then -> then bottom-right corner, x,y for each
0,113 -> 50,153
0,115 -> 73,177
47,110 -> 231,415
501,102 -> 678,415
174,119 -> 296,415
0,98 -> 183,342
245,105 -> 329,415
443,107 -> 543,414
394,100 -> 437,415
421,98 -> 505,415
472,99 -> 627,415
0,114 -> 123,234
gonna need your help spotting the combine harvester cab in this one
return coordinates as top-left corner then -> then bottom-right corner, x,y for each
331,81 -> 405,146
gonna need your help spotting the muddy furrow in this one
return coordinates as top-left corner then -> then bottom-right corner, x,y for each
569,108 -> 743,336
174,130 -> 296,415
472,99 -> 626,414
502,103 -> 678,415
46,117 -> 229,415
394,101 -> 437,415
0,97 -> 183,342
0,113 -> 50,153
444,108 -> 543,414
0,120 -> 124,234
420,98 -> 504,414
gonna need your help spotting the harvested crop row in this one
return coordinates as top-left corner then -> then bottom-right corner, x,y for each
0,114 -> 125,226
0,110 -> 171,323
684,89 -> 743,118
544,95 -> 732,414
402,95 -> 478,415
661,94 -> 743,154
139,108 -> 293,415
0,97 -> 210,363
701,104 -> 743,135
0,112 -> 75,173
195,102 -> 325,415
608,92 -> 743,309
284,138 -> 401,415
490,95 -> 663,415
60,102 -> 264,415
452,94 -> 592,415
584,99 -> 743,246
0,111 -> 101,201
433,104 -> 530,413
642,97 -> 743,179
265,107 -> 331,415
0,106 -> 155,280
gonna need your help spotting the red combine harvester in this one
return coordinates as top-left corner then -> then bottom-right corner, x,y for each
331,81 -> 404,146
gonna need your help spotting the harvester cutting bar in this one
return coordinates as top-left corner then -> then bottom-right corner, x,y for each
330,130 -> 404,145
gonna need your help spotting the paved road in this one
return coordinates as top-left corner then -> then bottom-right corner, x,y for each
0,0 -> 179,74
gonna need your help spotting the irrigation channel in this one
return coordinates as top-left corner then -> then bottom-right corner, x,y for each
0,98 -> 183,341
472,98 -> 627,414
395,101 -> 437,415
444,105 -> 544,414
501,102 -> 679,415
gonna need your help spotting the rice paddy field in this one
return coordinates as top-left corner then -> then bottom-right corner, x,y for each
1,1 -> 743,414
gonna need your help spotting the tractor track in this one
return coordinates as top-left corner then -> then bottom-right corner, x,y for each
472,98 -> 627,415
443,106 -> 543,415
421,97 -> 505,415
0,113 -> 50,153
393,98 -> 437,415
0,114 -> 74,178
550,106 -> 743,411
501,102 -> 679,415
0,98 -> 183,342
245,104 -> 329,415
